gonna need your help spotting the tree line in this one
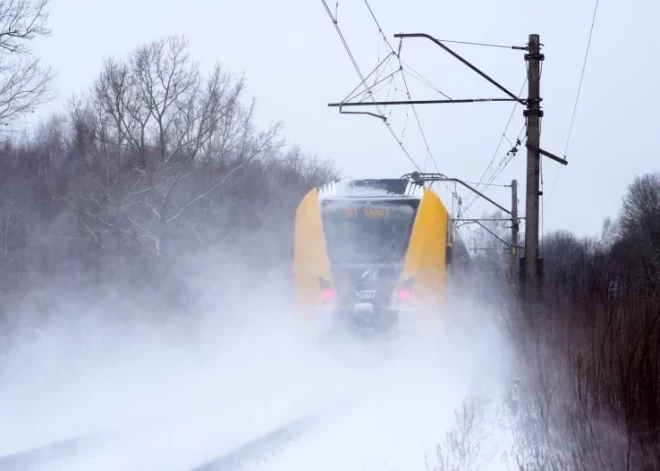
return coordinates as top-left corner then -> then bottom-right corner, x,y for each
530,172 -> 659,470
472,172 -> 657,470
0,1 -> 338,315
437,173 -> 659,470
1,1 -> 658,469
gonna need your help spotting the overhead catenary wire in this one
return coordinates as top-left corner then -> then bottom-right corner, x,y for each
425,38 -> 527,50
462,181 -> 512,188
326,0 -> 522,223
464,120 -> 526,214
348,66 -> 401,103
465,78 -> 527,210
383,51 -> 402,124
367,5 -> 460,204
399,69 -> 440,173
545,0 -> 600,209
342,51 -> 396,103
479,123 -> 527,191
400,59 -> 452,99
320,0 -> 422,172
363,0 -> 398,57
363,0 -> 441,170
361,0 -> 454,197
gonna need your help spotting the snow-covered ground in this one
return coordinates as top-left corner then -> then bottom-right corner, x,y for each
0,276 -> 520,471
230,335 -> 520,471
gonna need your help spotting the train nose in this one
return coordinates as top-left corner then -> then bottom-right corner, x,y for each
353,302 -> 375,314
334,265 -> 403,305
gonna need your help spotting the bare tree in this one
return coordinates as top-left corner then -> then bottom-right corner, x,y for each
130,35 -> 198,162
0,0 -> 54,126
619,173 -> 660,282
0,31 -> 339,329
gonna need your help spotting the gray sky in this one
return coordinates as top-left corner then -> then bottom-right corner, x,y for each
27,0 -> 660,239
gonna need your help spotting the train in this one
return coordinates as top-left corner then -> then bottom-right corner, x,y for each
292,174 -> 469,337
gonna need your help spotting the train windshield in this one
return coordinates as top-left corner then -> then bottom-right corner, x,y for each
321,199 -> 419,265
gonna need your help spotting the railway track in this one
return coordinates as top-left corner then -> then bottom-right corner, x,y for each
0,417 -> 316,471
0,384 -> 520,470
0,418 -> 314,471
190,413 -> 320,471
189,394 -> 357,471
0,434 -> 95,471
0,393 -> 354,471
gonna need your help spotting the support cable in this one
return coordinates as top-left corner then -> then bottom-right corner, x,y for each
545,0 -> 600,209
466,78 -> 527,208
362,0 -> 449,190
320,0 -> 422,171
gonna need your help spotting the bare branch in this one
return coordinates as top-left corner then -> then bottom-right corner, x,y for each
0,0 -> 54,127
165,160 -> 246,224
0,0 -> 51,54
0,54 -> 53,125
57,196 -> 116,229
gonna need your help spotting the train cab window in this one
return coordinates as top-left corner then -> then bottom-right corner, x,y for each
320,199 -> 419,265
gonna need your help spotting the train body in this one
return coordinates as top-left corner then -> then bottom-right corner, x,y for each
292,177 -> 461,336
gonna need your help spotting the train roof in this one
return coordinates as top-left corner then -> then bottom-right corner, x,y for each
317,178 -> 425,200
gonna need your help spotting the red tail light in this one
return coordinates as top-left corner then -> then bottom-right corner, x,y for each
397,277 -> 414,302
322,288 -> 335,301
318,277 -> 334,303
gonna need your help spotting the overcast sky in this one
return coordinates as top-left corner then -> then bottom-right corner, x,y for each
26,0 -> 659,240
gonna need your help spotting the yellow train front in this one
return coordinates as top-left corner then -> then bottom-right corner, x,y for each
293,177 -> 454,336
